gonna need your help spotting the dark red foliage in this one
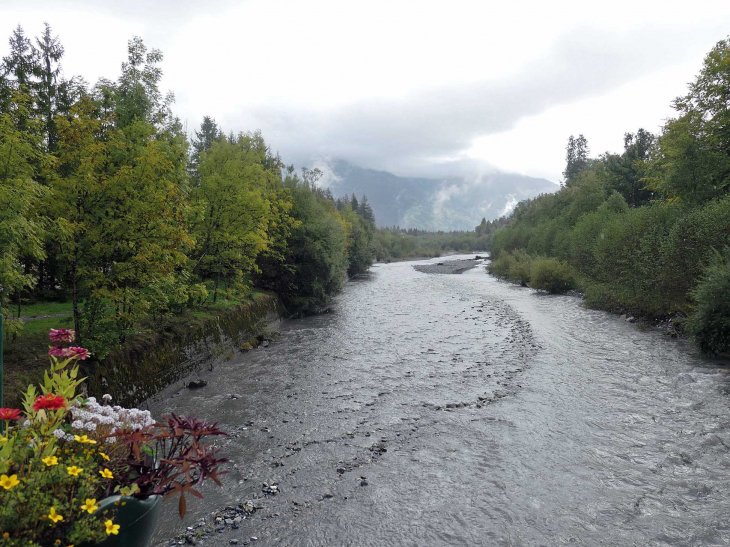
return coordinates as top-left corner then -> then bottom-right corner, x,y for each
110,414 -> 228,518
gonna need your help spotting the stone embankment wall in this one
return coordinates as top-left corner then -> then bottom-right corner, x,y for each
86,295 -> 284,407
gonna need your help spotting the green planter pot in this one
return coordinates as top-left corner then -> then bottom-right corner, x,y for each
93,495 -> 162,547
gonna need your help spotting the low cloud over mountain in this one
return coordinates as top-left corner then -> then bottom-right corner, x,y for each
317,159 -> 558,231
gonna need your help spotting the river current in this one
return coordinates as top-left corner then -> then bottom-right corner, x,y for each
151,255 -> 730,547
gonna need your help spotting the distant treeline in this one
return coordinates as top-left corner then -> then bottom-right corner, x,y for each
373,217 -> 506,261
488,37 -> 730,356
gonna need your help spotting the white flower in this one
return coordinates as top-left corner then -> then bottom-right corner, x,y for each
71,420 -> 84,429
102,394 -> 112,402
105,436 -> 116,444
64,433 -> 75,442
53,428 -> 66,439
84,422 -> 97,431
22,419 -> 31,428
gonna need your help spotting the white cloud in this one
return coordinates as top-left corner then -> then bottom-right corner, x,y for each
2,0 -> 730,180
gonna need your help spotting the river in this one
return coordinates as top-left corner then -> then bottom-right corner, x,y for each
150,255 -> 730,547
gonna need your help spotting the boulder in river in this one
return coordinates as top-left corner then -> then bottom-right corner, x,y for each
187,379 -> 207,389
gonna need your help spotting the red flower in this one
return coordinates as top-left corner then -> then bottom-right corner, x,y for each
49,328 -> 75,343
0,408 -> 22,421
48,345 -> 69,358
66,347 -> 91,361
32,394 -> 67,412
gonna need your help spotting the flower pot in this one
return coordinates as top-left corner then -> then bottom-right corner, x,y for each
94,495 -> 162,547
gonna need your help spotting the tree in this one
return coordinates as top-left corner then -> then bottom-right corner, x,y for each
674,37 -> 730,190
190,133 -> 275,302
475,217 -> 488,236
190,115 -> 221,181
2,25 -> 38,90
358,194 -> 375,224
563,134 -> 590,185
0,90 -> 48,328
34,23 -> 69,153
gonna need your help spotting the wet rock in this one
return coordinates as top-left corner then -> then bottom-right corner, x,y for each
321,493 -> 334,500
262,482 -> 279,494
187,379 -> 207,389
360,480 -> 368,486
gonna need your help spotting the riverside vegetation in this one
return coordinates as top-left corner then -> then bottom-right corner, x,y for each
487,37 -> 730,356
0,25 -> 496,405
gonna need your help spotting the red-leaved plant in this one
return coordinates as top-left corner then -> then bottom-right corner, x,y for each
107,414 -> 228,518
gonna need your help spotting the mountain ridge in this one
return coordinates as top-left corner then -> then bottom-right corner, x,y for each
318,159 -> 558,231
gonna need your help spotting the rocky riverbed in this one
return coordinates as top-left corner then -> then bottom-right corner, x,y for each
150,254 -> 730,547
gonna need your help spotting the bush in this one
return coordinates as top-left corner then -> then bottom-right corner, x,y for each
488,250 -> 532,286
529,257 -> 576,294
487,253 -> 514,278
687,249 -> 730,356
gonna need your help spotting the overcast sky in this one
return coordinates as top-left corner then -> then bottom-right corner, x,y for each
3,0 -> 730,182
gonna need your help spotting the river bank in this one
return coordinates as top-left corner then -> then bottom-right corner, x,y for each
2,294 -> 284,408
148,255 -> 730,546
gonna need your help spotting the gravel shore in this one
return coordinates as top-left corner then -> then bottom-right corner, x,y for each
413,257 -> 484,274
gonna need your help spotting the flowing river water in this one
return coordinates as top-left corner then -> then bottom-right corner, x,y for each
150,255 -> 730,547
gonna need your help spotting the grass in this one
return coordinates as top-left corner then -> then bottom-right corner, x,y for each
17,301 -> 74,318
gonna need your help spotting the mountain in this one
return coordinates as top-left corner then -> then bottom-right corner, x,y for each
318,159 -> 559,231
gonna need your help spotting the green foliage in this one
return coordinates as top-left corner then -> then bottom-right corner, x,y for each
687,249 -> 730,356
529,257 -> 576,294
487,33 -> 730,354
0,90 -> 48,310
487,250 -> 532,286
190,133 -> 276,301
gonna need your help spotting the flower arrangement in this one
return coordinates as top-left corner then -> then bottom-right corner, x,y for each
0,328 -> 228,546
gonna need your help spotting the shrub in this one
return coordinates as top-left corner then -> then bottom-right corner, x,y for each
507,250 -> 533,286
687,249 -> 730,356
488,250 -> 532,286
487,253 -> 514,278
529,257 -> 576,294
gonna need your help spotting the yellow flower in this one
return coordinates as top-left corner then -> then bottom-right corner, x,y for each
80,498 -> 99,514
55,540 -> 61,545
2,533 -> 8,539
47,508 -> 64,524
66,466 -> 83,477
0,474 -> 20,490
0,436 -> 7,442
104,520 -> 120,535
99,452 -> 110,461
42,456 -> 59,466
73,435 -> 96,445
99,468 -> 114,479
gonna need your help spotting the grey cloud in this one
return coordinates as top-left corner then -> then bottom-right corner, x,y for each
232,24 -> 717,176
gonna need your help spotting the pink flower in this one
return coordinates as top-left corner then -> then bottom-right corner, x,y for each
49,328 -> 75,343
66,347 -> 91,361
48,345 -> 70,358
